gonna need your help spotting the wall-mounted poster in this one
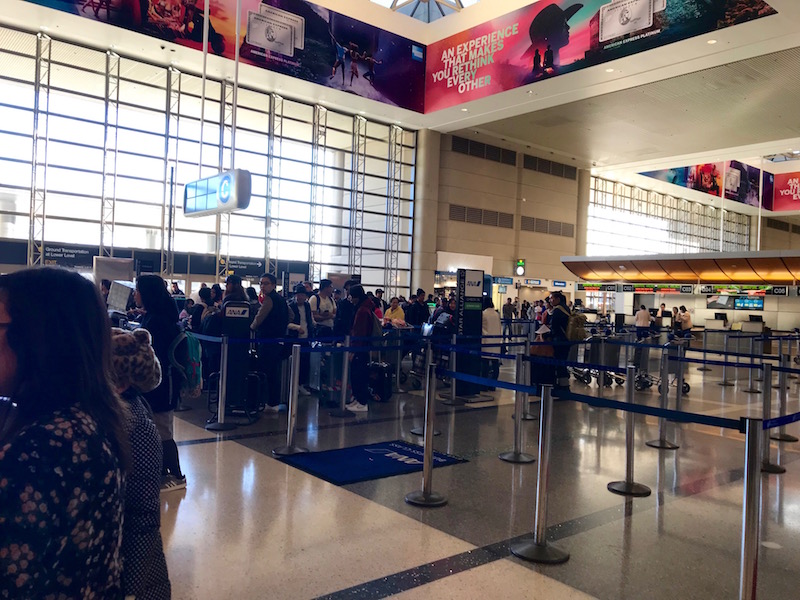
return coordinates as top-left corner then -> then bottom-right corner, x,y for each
687,163 -> 723,197
723,160 -> 761,206
770,172 -> 800,212
27,0 -> 426,112
425,0 -> 776,112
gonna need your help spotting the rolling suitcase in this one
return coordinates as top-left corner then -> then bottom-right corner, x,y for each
368,361 -> 393,402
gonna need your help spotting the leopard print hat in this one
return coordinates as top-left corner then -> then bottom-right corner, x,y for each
110,327 -> 162,394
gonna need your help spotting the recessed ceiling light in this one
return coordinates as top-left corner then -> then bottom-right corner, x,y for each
527,90 -> 533,95
707,39 -> 717,45
793,150 -> 800,155
605,68 -> 615,73
359,110 -> 365,115
619,265 -> 626,270
461,108 -> 469,112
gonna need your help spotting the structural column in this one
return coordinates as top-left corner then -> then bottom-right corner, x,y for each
411,129 -> 440,296
575,169 -> 590,257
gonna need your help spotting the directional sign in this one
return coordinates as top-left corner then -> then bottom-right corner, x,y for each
226,256 -> 265,278
184,169 -> 251,217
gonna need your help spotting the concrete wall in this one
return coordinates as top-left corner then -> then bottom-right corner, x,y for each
436,134 -> 578,282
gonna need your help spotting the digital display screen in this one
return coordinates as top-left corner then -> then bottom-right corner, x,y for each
734,296 -> 764,311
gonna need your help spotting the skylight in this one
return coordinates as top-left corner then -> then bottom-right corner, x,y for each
370,0 -> 482,23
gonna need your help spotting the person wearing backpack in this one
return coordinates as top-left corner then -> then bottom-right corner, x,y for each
134,274 -> 186,493
549,291 -> 571,395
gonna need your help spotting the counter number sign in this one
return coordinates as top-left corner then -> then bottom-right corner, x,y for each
515,259 -> 525,277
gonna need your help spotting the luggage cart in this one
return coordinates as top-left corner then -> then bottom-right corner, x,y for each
654,338 -> 691,395
587,334 -> 625,387
568,337 -> 592,385
632,340 -> 655,391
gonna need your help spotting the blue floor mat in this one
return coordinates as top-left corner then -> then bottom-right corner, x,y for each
277,439 -> 467,486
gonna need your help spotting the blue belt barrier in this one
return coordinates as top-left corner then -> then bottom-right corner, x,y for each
676,356 -> 763,370
764,411 -> 800,430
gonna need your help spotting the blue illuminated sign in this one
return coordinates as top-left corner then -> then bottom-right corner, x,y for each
184,169 -> 251,217
552,280 -> 567,288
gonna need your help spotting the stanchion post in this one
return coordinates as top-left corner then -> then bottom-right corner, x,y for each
273,344 -> 309,455
770,354 -> 798,443
411,339 -> 441,437
698,329 -> 711,372
760,363 -> 785,474
441,333 -> 463,406
772,339 -> 782,390
789,336 -> 799,379
206,335 -> 237,431
608,366 -> 651,497
500,353 -> 536,464
743,337 -> 760,394
719,332 -> 734,387
329,335 -> 356,419
394,331 -> 406,394
739,417 -> 763,600
675,342 -> 686,412
647,349 -> 679,450
521,338 -> 537,420
405,343 -> 447,507
510,386 -> 569,564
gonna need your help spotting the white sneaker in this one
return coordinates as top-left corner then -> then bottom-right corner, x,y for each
264,403 -> 287,413
345,397 -> 358,407
348,401 -> 368,412
298,385 -> 311,397
160,475 -> 187,494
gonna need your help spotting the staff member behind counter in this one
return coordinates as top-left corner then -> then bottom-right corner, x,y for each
676,305 -> 693,338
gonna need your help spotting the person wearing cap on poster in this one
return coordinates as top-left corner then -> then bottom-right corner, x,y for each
522,3 -> 583,80
288,283 -> 313,396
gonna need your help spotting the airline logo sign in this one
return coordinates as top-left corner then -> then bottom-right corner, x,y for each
225,306 -> 251,319
465,270 -> 484,297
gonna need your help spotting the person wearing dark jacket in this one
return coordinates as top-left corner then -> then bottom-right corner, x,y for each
333,279 -> 357,337
404,289 -> 430,327
191,286 -> 212,332
346,285 -> 375,412
222,274 -> 249,305
109,327 -> 171,600
135,274 -> 186,492
288,283 -> 313,396
251,273 -> 289,409
548,291 -> 570,394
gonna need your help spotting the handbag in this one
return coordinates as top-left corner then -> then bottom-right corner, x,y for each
530,333 -> 554,357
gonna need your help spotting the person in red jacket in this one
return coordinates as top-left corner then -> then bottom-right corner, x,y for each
347,285 -> 375,413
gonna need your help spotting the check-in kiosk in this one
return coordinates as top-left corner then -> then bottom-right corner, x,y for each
221,301 -> 251,412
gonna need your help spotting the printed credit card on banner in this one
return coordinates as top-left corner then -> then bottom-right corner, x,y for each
247,11 -> 295,57
258,3 -> 305,50
599,0 -> 654,43
653,0 -> 666,12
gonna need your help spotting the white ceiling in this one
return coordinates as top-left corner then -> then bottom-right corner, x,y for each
3,0 -> 800,180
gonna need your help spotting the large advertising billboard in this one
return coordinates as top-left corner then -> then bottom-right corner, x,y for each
425,0 -> 776,113
28,0 -> 426,112
770,173 -> 800,212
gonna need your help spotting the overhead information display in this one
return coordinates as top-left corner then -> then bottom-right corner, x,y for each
183,170 -> 252,218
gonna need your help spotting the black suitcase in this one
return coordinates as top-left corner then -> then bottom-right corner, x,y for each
368,361 -> 393,402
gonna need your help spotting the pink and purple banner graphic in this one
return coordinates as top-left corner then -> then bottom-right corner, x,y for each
425,0 -> 776,113
769,173 -> 800,212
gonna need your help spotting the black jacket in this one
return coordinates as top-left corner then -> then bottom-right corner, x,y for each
288,299 -> 313,339
141,312 -> 180,413
334,297 -> 354,337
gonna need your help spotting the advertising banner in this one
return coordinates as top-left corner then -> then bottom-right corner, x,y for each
29,0 -> 426,112
425,0 -> 776,112
723,160 -> 761,206
770,173 -> 800,212
642,162 -> 724,198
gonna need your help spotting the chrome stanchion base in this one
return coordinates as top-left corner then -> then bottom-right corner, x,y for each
411,426 -> 441,436
404,490 -> 447,507
743,388 -> 761,394
510,539 -> 570,564
697,366 -> 712,372
718,381 -> 735,387
761,462 -> 786,474
645,439 -> 679,450
329,408 -> 357,418
272,445 -> 309,457
770,432 -> 799,443
498,450 -> 536,464
512,412 -> 538,421
607,481 -> 651,497
205,421 -> 237,432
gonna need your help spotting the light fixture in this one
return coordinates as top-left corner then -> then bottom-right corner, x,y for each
793,150 -> 800,155
515,259 -> 526,277
461,108 -> 469,112
618,265 -> 626,270
359,110 -> 365,115
605,68 -> 615,73
707,39 -> 717,45
527,90 -> 533,95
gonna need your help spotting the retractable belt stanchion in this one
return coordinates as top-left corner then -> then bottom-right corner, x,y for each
647,348 -> 679,450
441,333 -> 463,406
521,338 -> 537,421
772,339 -> 782,390
273,344 -> 309,456
500,353 -> 536,464
330,336 -> 355,419
743,337 -> 760,394
719,332 -> 734,387
739,417 -> 763,600
698,329 -> 711,372
675,343 -> 686,413
405,342 -> 447,507
206,334 -> 237,432
608,366 -> 651,497
412,339 -> 441,437
789,336 -> 799,380
771,354 -> 798,443
760,363 -> 785,474
394,332 -> 406,394
510,385 -> 570,564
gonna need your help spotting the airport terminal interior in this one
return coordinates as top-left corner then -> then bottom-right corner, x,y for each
4,0 -> 800,598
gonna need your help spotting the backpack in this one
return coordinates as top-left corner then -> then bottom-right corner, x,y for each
169,330 -> 203,399
565,310 -> 588,342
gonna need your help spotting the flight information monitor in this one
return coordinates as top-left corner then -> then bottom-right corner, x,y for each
183,169 -> 251,217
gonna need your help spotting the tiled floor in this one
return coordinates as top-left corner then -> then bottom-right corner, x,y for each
161,350 -> 800,599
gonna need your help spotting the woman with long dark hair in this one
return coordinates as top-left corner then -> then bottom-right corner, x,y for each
135,274 -> 186,492
0,267 -> 129,597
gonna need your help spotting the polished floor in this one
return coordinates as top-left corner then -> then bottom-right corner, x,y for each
161,346 -> 800,599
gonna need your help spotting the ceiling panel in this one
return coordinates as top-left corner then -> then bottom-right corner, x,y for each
746,258 -> 794,283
